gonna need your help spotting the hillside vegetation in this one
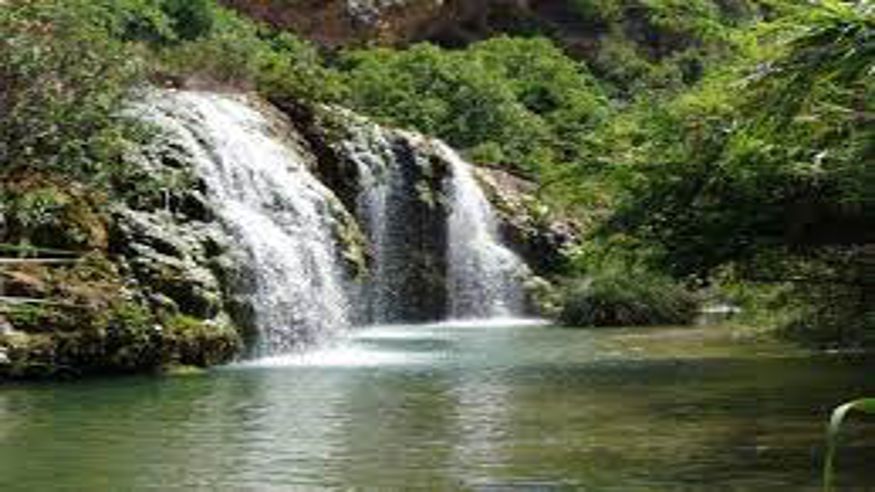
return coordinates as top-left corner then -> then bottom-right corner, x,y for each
0,0 -> 872,370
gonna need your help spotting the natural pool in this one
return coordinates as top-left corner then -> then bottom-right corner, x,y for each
2,321 -> 874,490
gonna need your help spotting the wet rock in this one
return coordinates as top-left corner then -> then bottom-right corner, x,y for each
296,106 -> 453,322
111,209 -> 229,319
180,191 -> 215,222
473,166 -> 579,276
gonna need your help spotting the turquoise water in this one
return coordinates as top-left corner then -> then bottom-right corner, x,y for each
2,321 -> 874,490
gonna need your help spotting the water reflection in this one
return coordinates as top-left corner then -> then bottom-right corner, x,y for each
1,323 -> 874,490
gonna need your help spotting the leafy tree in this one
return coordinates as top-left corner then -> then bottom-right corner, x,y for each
603,0 -> 873,276
0,0 -> 145,179
584,0 -> 873,343
340,38 -> 609,175
161,0 -> 214,41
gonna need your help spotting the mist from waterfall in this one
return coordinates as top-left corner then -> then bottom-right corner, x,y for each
439,143 -> 529,319
142,91 -> 351,356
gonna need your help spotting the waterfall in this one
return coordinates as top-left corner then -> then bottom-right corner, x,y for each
341,126 -> 397,323
136,90 -> 531,358
141,91 -> 351,355
439,143 -> 529,319
337,114 -> 529,322
338,117 -> 449,324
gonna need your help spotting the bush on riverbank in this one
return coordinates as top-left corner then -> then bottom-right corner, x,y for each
558,269 -> 699,327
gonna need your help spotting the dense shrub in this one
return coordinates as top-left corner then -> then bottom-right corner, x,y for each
152,4 -> 346,102
576,1 -> 874,344
569,0 -> 756,95
0,172 -> 109,252
559,269 -> 699,327
340,37 -> 609,175
0,0 -> 146,177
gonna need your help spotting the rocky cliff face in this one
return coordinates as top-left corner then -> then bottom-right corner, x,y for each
219,0 -> 749,64
289,105 -> 453,322
218,0 -> 559,48
473,166 -> 577,276
0,164 -> 242,379
218,0 -> 445,47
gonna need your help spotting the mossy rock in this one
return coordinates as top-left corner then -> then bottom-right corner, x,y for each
0,331 -> 58,379
160,315 -> 241,367
0,171 -> 108,252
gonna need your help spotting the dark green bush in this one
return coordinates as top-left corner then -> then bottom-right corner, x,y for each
152,5 -> 345,103
161,0 -> 214,41
779,283 -> 875,349
559,269 -> 699,327
340,37 -> 609,175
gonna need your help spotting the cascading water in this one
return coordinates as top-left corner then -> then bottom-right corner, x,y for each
140,91 -> 351,355
337,115 -> 529,322
137,90 -> 531,358
439,143 -> 529,319
337,117 -> 449,323
341,126 -> 397,322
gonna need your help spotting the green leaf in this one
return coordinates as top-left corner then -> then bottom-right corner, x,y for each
824,398 -> 875,491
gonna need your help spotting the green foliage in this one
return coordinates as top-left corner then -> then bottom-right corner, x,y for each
589,1 -> 872,274
0,0 -> 146,177
824,398 -> 875,491
570,0 -> 757,95
341,37 -> 609,174
573,1 -> 873,344
151,3 -> 345,102
256,31 -> 348,104
96,301 -> 160,370
3,304 -> 51,332
0,174 -> 108,252
559,269 -> 698,327
155,5 -> 264,86
161,0 -> 214,41
779,279 -> 875,348
91,0 -> 175,44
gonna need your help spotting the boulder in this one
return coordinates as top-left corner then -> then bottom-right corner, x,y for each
111,209 -> 229,319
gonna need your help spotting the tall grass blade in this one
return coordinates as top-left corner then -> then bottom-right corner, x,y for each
824,398 -> 875,491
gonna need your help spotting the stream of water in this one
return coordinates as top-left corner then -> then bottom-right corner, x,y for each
2,322 -> 874,490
